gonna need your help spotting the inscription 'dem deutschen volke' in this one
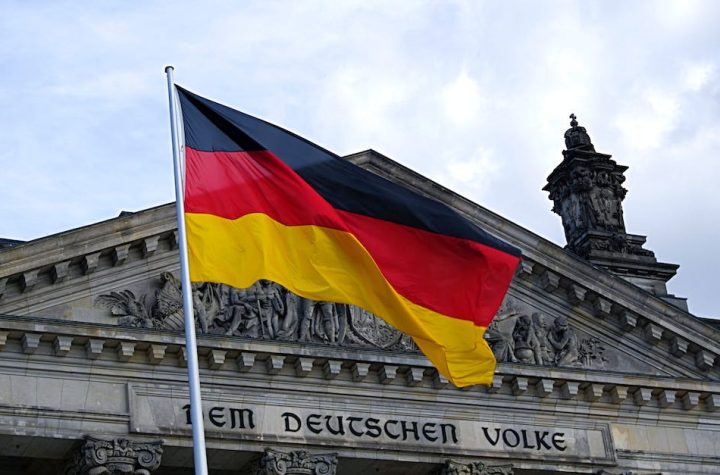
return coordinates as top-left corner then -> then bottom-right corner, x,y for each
182,404 -> 568,451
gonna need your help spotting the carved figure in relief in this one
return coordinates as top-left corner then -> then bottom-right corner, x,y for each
255,280 -> 285,339
547,316 -> 579,366
531,312 -> 554,365
511,315 -> 539,364
486,320 -> 516,363
299,299 -> 346,344
225,287 -> 257,337
278,291 -> 301,338
191,282 -> 223,334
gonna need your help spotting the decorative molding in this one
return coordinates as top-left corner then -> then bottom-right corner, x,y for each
696,350 -> 716,371
567,284 -> 587,305
65,435 -> 163,475
539,270 -> 560,292
405,367 -> 425,386
22,333 -> 41,354
592,297 -> 612,319
643,323 -> 663,345
237,352 -> 256,372
257,448 -> 337,475
440,459 -> 513,475
208,349 -> 226,369
112,244 -> 131,267
52,261 -> 71,283
0,318 -> 718,412
141,236 -> 159,258
515,260 -> 534,279
266,355 -> 285,374
322,360 -> 342,380
294,357 -> 314,377
351,362 -> 370,382
619,310 -> 637,331
85,339 -> 104,359
379,364 -> 398,384
20,270 -> 38,292
670,336 -> 689,357
53,335 -> 73,356
82,252 -> 101,275
117,341 -> 136,361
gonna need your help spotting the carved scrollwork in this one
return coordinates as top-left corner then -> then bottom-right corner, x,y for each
258,448 -> 337,475
65,436 -> 163,475
440,459 -> 513,475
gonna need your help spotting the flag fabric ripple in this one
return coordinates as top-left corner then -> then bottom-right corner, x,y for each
176,85 -> 521,387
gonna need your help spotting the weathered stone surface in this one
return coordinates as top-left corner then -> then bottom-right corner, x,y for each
258,448 -> 337,475
440,459 -> 513,475
65,435 -> 163,475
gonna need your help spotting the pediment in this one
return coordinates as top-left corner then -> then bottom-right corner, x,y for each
1,152 -> 719,384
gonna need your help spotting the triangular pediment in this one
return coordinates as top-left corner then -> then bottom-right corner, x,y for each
1,151 -> 718,385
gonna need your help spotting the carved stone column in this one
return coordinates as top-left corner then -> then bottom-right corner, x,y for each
257,448 -> 338,475
65,436 -> 163,475
440,459 -> 513,475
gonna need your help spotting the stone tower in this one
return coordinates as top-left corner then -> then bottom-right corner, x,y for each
544,114 -> 686,310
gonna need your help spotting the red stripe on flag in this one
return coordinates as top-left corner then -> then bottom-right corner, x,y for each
185,148 -> 518,325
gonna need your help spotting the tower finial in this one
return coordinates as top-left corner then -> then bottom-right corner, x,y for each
569,113 -> 578,127
564,114 -> 593,150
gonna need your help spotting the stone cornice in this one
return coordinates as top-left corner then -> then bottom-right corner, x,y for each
1,314 -> 719,419
0,204 -> 176,279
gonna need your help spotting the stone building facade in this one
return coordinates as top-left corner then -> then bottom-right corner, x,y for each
0,118 -> 719,474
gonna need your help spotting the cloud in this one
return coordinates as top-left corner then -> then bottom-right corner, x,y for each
1,0 -> 719,317
441,69 -> 485,125
683,62 -> 716,91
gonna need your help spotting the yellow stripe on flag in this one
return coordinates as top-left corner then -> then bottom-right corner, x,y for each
185,212 -> 496,386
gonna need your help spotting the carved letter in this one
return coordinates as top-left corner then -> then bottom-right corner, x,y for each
552,432 -> 567,451
347,416 -> 364,437
521,429 -> 535,449
324,415 -> 345,436
208,407 -> 226,428
282,412 -> 302,433
365,418 -> 381,438
229,408 -> 254,429
183,404 -> 192,425
384,420 -> 400,440
440,424 -> 458,444
482,427 -> 501,446
400,421 -> 420,441
422,422 -> 438,442
307,414 -> 323,434
502,429 -> 520,448
535,431 -> 552,450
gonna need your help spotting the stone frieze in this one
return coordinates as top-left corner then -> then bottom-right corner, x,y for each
99,274 -> 606,368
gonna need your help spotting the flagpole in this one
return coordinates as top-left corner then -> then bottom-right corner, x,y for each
164,65 -> 209,475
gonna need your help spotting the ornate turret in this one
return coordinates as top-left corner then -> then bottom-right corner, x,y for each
544,115 -> 686,310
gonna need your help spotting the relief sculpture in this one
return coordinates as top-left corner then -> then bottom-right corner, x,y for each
97,275 -> 606,367
485,299 -> 606,369
96,274 -> 414,352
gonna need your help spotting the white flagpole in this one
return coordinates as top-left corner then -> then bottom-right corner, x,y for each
164,65 -> 209,475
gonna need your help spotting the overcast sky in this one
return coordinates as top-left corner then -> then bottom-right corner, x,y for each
1,1 -> 718,317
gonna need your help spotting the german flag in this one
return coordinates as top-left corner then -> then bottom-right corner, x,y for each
177,86 -> 521,387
